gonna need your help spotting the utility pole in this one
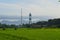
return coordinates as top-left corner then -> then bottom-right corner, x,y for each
21,8 -> 22,27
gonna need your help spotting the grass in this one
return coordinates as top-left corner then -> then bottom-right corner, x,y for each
0,28 -> 60,40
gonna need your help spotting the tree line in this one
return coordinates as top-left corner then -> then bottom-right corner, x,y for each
0,23 -> 18,30
32,18 -> 60,28
0,18 -> 60,30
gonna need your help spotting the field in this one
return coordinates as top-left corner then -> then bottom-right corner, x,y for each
0,28 -> 60,40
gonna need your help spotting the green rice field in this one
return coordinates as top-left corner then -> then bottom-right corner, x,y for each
0,28 -> 60,40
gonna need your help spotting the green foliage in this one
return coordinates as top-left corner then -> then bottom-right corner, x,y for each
25,24 -> 31,28
0,28 -> 60,40
33,18 -> 60,28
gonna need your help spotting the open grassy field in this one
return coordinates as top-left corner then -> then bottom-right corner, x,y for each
0,28 -> 60,40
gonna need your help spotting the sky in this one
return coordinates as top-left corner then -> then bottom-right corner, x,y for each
0,0 -> 60,18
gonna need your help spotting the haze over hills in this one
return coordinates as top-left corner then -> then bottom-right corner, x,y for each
0,15 -> 53,25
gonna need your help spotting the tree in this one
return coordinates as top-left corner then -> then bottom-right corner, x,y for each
2,24 -> 7,30
10,24 -> 17,30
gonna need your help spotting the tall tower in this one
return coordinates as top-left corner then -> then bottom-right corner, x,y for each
21,8 -> 22,26
29,13 -> 32,27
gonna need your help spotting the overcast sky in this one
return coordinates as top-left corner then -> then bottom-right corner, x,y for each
0,0 -> 60,18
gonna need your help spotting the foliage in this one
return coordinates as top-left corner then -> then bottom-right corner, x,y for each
0,28 -> 60,40
34,18 -> 60,28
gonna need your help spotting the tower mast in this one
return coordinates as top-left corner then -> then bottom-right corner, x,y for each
21,8 -> 22,26
29,13 -> 32,27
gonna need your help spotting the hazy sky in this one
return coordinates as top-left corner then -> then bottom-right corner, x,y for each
0,0 -> 60,18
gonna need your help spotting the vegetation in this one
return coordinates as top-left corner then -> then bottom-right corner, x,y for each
0,28 -> 60,40
0,18 -> 60,40
0,18 -> 60,28
32,18 -> 60,28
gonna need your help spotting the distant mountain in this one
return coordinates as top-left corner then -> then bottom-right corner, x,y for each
0,15 -> 53,19
0,15 -> 53,25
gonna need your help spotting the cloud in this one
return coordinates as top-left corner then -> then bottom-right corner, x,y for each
23,0 -> 60,18
0,2 -> 22,16
0,0 -> 60,18
0,2 -> 22,9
